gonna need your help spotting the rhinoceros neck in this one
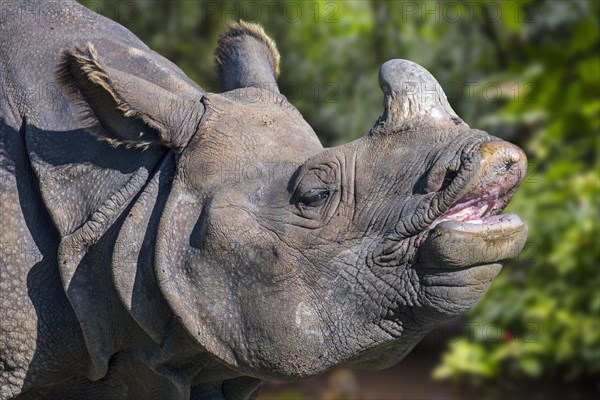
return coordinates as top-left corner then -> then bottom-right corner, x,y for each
130,319 -> 262,399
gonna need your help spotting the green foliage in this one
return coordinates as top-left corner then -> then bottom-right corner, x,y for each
432,0 -> 600,383
77,0 -> 599,384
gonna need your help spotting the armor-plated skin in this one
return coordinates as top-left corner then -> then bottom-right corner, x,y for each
0,1 -> 527,399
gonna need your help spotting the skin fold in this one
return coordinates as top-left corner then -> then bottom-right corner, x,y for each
0,1 -> 527,399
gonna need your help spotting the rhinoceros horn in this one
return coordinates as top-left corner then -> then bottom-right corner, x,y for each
375,59 -> 467,130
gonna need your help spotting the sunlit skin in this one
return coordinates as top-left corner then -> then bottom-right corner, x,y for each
0,1 -> 527,398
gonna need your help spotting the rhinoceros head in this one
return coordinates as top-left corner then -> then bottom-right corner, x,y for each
60,22 -> 527,380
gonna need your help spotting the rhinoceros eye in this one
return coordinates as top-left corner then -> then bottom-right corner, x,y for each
300,189 -> 330,207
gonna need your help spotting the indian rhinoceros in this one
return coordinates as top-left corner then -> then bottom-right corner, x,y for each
0,0 -> 528,398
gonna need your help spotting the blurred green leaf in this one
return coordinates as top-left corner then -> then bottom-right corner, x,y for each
519,357 -> 542,377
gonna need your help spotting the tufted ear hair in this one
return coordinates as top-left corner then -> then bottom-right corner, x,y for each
58,42 -> 205,151
216,21 -> 281,93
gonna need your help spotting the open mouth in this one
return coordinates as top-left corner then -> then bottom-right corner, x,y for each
420,141 -> 528,269
422,190 -> 527,269
430,187 -> 524,233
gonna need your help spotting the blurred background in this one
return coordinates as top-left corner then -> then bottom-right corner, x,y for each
78,0 -> 599,398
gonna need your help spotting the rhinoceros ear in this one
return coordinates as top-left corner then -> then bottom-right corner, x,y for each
216,21 -> 280,93
373,59 -> 468,132
58,43 -> 205,151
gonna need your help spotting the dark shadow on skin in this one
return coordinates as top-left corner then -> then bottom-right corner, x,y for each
0,118 -> 165,395
0,117 -> 88,397
130,155 -> 174,336
24,123 -> 165,172
0,117 -> 84,395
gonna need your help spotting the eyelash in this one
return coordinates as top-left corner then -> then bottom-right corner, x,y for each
300,189 -> 330,207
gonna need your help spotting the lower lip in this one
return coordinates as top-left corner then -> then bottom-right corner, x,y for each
435,213 -> 524,233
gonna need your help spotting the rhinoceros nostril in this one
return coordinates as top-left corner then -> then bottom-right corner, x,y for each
426,168 -> 458,193
439,169 -> 457,191
501,160 -> 514,173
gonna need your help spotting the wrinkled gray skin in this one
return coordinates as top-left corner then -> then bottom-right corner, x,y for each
0,1 -> 528,399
